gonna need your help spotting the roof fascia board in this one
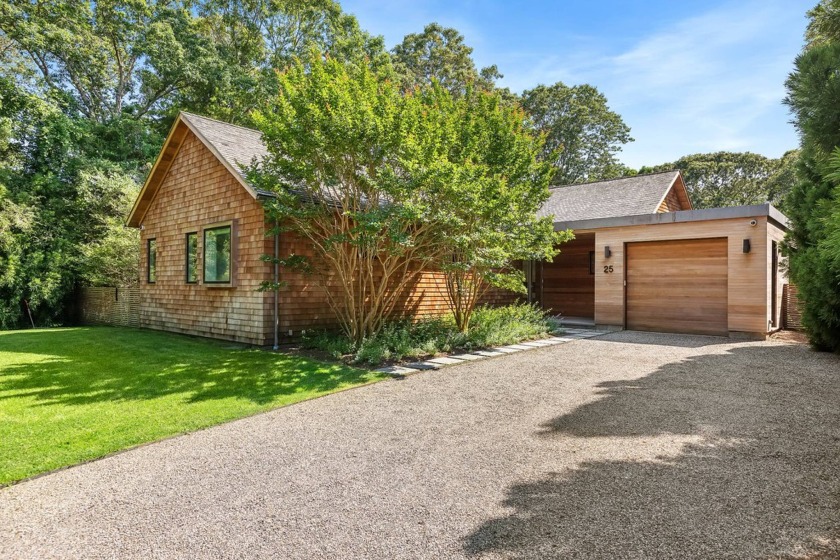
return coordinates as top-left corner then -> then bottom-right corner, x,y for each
652,171 -> 680,213
554,203 -> 790,232
125,116 -> 185,227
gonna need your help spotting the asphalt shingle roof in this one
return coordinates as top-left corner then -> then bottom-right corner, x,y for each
537,171 -> 680,223
181,112 -> 269,183
179,112 -> 680,221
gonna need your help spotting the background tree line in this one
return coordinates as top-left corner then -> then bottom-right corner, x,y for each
0,0 -> 799,330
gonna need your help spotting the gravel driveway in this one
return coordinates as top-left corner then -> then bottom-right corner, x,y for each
2,331 -> 839,559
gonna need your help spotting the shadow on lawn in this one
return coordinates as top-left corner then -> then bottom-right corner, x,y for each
463,342 -> 840,559
0,327 -> 374,407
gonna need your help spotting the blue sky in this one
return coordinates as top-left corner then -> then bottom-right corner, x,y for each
340,0 -> 813,168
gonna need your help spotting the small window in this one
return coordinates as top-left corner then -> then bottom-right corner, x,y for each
147,239 -> 157,283
185,232 -> 198,283
589,251 -> 595,275
204,225 -> 232,283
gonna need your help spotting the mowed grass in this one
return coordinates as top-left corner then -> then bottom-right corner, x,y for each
0,327 -> 384,486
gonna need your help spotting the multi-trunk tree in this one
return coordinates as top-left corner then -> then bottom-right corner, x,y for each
252,54 -> 566,342
411,83 -> 568,332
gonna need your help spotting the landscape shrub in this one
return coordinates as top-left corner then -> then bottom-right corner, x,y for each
303,303 -> 562,365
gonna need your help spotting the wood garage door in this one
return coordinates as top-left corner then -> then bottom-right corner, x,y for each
626,238 -> 728,336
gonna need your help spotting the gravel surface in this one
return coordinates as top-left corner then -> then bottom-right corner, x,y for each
2,331 -> 839,559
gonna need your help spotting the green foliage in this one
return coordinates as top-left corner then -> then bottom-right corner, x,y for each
188,0 -> 392,123
639,151 -> 799,210
252,54 -> 564,338
409,82 -> 569,331
251,52 -> 449,344
805,0 -> 840,49
0,0 -> 384,328
783,1 -> 840,352
1,0 -> 201,122
392,23 -> 500,95
79,172 -> 141,287
0,82 -> 147,326
520,82 -> 633,185
304,303 -> 561,365
0,326 -> 382,484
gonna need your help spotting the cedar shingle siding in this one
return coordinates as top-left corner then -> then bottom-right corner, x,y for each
139,131 -> 273,345
135,120 -> 514,344
131,111 -> 787,343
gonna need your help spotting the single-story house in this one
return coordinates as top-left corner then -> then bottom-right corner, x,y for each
126,112 -> 789,344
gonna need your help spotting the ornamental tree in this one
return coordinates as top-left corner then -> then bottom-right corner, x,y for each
410,84 -> 571,332
250,54 -> 448,344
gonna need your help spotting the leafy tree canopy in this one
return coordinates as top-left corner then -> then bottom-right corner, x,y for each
639,150 -> 798,210
392,23 -> 501,95
410,82 -> 569,331
0,0 -> 387,328
251,52 -> 564,339
520,82 -> 633,185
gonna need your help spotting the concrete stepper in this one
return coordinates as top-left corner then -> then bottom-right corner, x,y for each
376,330 -> 608,376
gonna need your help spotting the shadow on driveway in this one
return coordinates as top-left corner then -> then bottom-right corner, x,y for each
464,342 -> 840,559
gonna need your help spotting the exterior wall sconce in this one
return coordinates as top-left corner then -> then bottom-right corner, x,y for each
743,239 -> 751,254
604,246 -> 612,258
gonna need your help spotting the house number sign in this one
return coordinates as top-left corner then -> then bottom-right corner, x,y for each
603,265 -> 614,273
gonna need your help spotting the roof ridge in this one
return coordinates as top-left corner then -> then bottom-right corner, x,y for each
548,169 -> 679,190
180,111 -> 262,135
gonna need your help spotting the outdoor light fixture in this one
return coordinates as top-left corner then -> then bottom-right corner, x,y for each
743,239 -> 751,254
604,246 -> 612,258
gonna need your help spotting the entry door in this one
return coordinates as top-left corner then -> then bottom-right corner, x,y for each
626,238 -> 728,336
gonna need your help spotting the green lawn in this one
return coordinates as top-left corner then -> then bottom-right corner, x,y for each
0,327 -> 384,486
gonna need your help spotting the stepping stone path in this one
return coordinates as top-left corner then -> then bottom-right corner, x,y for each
375,328 -> 607,375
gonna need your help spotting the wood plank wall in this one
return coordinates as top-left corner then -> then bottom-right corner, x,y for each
587,216 -> 773,335
767,221 -> 788,330
625,238 -> 728,336
657,187 -> 684,213
78,286 -> 140,328
540,234 -> 595,318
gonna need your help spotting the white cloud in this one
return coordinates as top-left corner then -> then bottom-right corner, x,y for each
496,0 -> 807,167
343,0 -> 806,167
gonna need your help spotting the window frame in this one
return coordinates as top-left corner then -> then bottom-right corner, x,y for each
185,231 -> 199,284
202,222 -> 235,286
147,238 -> 157,284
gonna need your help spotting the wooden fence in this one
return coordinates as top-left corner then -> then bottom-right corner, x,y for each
78,286 -> 140,328
782,284 -> 803,331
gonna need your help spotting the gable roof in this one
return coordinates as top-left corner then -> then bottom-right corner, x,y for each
180,112 -> 269,184
126,112 -> 270,227
127,112 -> 692,228
537,171 -> 690,223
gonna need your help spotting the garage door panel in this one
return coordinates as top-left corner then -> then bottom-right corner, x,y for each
626,238 -> 728,336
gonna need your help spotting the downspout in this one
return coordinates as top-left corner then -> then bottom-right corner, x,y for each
273,220 -> 280,351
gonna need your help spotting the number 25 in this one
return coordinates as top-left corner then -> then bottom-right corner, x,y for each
603,265 -> 614,273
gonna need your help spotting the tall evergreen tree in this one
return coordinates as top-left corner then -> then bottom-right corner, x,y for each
784,0 -> 840,351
